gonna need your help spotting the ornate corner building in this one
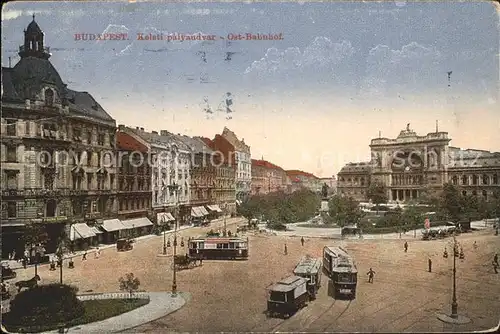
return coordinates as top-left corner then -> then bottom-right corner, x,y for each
1,17 -> 118,254
337,124 -> 500,202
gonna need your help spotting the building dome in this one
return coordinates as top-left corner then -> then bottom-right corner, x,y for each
26,15 -> 43,34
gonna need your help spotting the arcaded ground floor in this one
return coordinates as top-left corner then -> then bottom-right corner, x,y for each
6,222 -> 499,333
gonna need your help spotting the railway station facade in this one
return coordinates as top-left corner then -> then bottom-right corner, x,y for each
337,125 -> 500,202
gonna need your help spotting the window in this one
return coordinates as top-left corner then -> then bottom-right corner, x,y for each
472,175 -> 478,185
44,88 -> 54,106
451,176 -> 458,185
72,200 -> 83,215
46,199 -> 56,217
482,190 -> 488,200
87,173 -> 93,190
6,120 -> 16,136
110,174 -> 115,189
73,128 -> 82,142
6,145 -> 17,162
472,190 -> 477,196
5,171 -> 17,189
7,202 -> 17,218
98,133 -> 105,146
87,130 -> 93,144
482,175 -> 489,185
462,190 -> 467,196
461,175 -> 468,185
494,174 -> 498,185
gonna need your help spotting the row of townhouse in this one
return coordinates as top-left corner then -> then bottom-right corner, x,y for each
0,17 -> 325,257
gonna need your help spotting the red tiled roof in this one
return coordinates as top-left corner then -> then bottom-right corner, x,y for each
251,159 -> 283,170
285,170 -> 319,179
117,132 -> 148,153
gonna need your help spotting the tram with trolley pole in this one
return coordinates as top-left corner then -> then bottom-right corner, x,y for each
188,236 -> 249,260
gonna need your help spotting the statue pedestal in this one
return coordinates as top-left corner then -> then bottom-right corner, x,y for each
320,200 -> 329,212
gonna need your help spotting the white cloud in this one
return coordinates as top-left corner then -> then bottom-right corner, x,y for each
360,42 -> 442,97
2,9 -> 52,20
244,37 -> 355,76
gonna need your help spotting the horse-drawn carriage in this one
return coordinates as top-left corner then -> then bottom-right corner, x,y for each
171,254 -> 201,270
1,263 -> 16,280
117,238 -> 134,251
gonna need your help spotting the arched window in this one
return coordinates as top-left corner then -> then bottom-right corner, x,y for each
44,88 -> 54,106
482,174 -> 489,185
461,175 -> 468,185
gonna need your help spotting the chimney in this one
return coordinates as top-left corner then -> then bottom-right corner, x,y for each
140,127 -> 144,131
151,131 -> 158,135
160,130 -> 169,136
136,127 -> 139,130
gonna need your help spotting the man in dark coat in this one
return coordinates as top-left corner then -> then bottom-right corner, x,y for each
367,268 -> 376,283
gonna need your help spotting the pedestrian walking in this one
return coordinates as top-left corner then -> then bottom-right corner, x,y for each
301,237 -> 305,246
82,251 -> 87,261
22,257 -> 27,269
493,261 -> 498,274
428,258 -> 432,273
404,241 -> 408,253
367,268 -> 376,283
284,243 -> 288,255
199,258 -> 203,266
12,250 -> 16,261
473,241 -> 478,250
95,247 -> 100,259
494,254 -> 498,266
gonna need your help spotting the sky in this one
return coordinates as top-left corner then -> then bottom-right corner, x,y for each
2,1 -> 499,177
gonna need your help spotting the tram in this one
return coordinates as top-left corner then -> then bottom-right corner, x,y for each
188,236 -> 249,260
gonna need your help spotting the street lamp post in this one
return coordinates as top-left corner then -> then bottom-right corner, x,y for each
451,235 -> 458,317
162,216 -> 167,255
223,203 -> 228,237
437,233 -> 470,324
167,182 -> 180,296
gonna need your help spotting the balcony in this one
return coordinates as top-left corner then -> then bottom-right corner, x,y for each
1,188 -> 70,198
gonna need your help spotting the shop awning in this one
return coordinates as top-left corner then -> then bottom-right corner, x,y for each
122,217 -> 154,229
157,212 -> 176,224
198,206 -> 209,216
70,223 -> 96,241
100,219 -> 126,232
206,205 -> 223,213
191,207 -> 204,218
91,226 -> 104,234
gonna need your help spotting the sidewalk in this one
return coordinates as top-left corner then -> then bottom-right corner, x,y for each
33,292 -> 186,333
3,217 -> 245,271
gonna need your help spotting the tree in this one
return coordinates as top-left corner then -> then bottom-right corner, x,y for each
6,283 -> 84,330
328,195 -> 365,227
440,183 -> 463,222
366,181 -> 388,211
22,223 -> 48,276
401,204 -> 421,228
119,273 -> 141,298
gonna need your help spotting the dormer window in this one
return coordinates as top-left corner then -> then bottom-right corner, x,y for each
44,88 -> 54,106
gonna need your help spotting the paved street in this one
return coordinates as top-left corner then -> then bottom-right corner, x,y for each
3,218 -> 499,333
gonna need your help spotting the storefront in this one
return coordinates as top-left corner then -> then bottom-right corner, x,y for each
99,219 -> 127,244
157,212 -> 175,231
69,223 -> 97,250
206,204 -> 223,220
121,217 -> 154,238
191,206 -> 209,226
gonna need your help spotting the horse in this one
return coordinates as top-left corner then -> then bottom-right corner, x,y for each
14,274 -> 41,292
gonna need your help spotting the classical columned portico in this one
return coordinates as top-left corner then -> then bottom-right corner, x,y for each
391,188 -> 419,202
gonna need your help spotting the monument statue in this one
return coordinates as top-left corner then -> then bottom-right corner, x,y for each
321,183 -> 329,199
406,123 -> 410,131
